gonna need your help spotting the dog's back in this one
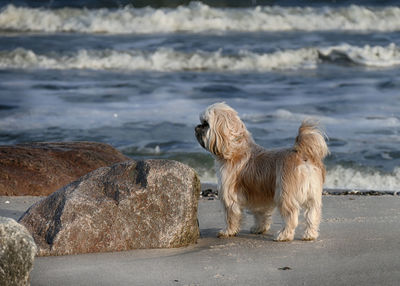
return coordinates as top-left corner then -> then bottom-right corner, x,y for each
237,121 -> 328,210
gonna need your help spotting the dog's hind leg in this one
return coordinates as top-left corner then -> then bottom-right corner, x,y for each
275,199 -> 299,242
302,196 -> 322,241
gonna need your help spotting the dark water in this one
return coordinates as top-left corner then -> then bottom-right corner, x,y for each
0,0 -> 400,190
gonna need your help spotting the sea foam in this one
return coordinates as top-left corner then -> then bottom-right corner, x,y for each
1,3 -> 400,34
1,44 -> 400,71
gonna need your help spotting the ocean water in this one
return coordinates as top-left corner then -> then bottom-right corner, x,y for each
0,0 -> 399,191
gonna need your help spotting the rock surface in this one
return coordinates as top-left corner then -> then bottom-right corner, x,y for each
18,160 -> 200,256
0,217 -> 37,286
0,142 -> 129,196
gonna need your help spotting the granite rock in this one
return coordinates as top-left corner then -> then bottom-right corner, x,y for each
18,160 -> 200,256
0,217 -> 37,286
0,142 -> 129,196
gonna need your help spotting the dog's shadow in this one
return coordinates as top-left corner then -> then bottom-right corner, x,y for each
200,228 -> 277,242
200,221 -> 310,243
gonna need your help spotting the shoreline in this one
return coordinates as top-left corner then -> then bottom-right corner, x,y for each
201,183 -> 400,199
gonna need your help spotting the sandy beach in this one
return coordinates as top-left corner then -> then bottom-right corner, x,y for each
1,194 -> 399,286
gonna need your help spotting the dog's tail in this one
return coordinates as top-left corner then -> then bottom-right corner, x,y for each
294,120 -> 329,161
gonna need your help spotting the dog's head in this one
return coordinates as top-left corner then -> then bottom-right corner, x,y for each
195,102 -> 251,160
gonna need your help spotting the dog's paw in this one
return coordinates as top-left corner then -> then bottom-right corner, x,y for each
217,230 -> 236,238
302,232 -> 318,241
274,230 -> 294,242
250,226 -> 267,235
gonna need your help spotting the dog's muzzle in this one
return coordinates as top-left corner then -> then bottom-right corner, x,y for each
195,125 -> 206,149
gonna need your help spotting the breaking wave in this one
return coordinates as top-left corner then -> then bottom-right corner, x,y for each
319,43 -> 400,68
0,48 -> 319,71
1,3 -> 400,34
1,44 -> 400,71
325,166 -> 400,191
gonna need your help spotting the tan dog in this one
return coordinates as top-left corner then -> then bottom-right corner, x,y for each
195,103 -> 329,241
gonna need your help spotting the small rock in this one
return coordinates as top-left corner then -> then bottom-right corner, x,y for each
200,187 -> 219,199
0,217 -> 37,286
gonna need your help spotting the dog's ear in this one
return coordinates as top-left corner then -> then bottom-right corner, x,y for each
208,107 -> 250,160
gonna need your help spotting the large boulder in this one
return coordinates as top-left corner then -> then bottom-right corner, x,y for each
18,160 -> 200,256
0,217 -> 37,286
0,142 -> 129,196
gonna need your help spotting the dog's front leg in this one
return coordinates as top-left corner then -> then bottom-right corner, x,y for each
218,200 -> 242,238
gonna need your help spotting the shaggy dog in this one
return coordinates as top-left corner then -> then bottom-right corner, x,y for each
195,103 -> 329,241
